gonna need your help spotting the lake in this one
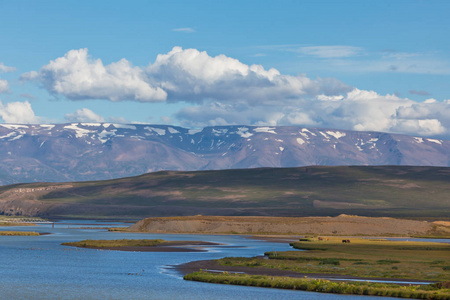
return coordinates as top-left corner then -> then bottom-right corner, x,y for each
0,220 -> 434,300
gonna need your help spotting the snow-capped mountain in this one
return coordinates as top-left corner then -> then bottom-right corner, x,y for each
0,123 -> 448,185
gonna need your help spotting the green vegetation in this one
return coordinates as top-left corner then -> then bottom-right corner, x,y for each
1,166 -> 449,219
219,237 -> 450,281
184,271 -> 450,299
0,231 -> 40,236
62,239 -> 165,248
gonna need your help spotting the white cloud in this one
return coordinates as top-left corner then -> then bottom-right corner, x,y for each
146,47 -> 350,104
0,79 -> 9,94
0,63 -> 16,73
176,89 -> 450,137
0,101 -> 40,124
21,47 -> 450,138
172,27 -> 195,33
296,46 -> 363,58
21,49 -> 167,102
23,47 -> 351,105
64,108 -> 105,122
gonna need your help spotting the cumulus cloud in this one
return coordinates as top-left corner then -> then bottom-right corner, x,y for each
21,47 -> 450,138
0,101 -> 40,124
146,47 -> 351,104
0,63 -> 16,73
64,108 -> 105,123
21,49 -> 167,102
176,89 -> 450,137
0,79 -> 9,94
23,47 -> 351,105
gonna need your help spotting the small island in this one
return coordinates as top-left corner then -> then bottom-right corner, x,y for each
62,239 -> 221,252
0,231 -> 41,236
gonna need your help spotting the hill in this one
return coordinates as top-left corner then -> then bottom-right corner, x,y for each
0,123 -> 449,185
0,166 -> 448,219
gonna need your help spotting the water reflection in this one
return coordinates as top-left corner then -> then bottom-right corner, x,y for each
0,220 -> 406,299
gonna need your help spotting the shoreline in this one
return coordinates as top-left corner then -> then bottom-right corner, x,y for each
173,259 -> 436,286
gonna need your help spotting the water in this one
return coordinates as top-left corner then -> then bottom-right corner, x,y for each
0,221 -> 408,300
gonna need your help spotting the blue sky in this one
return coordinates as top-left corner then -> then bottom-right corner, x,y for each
0,0 -> 449,138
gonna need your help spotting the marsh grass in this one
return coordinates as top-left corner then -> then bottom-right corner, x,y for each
62,239 -> 165,248
184,272 -> 450,299
219,237 -> 450,281
0,231 -> 40,236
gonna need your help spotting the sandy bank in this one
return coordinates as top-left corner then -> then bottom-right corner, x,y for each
128,215 -> 450,236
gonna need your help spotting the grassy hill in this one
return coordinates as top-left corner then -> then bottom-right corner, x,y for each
0,166 -> 449,219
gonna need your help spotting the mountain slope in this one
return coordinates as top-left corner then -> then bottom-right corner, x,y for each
0,123 -> 449,185
0,166 -> 448,219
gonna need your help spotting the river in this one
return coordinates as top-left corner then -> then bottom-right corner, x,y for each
1,220 -> 441,300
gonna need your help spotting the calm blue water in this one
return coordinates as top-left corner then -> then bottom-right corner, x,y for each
0,221 -> 429,300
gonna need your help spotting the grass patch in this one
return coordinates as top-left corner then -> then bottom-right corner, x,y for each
62,239 -> 165,248
184,271 -> 450,299
319,258 -> 340,265
220,237 -> 450,281
0,231 -> 40,236
377,260 -> 401,265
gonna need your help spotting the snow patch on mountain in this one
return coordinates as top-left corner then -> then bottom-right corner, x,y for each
1,124 -> 29,130
301,128 -> 317,136
113,124 -> 136,130
64,124 -> 94,138
326,131 -> 346,139
236,127 -> 253,138
254,127 -> 277,134
146,127 -> 166,135
427,139 -> 442,145
168,127 -> 180,134
296,138 -> 306,145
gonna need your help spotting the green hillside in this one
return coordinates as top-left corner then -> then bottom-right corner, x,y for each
0,166 -> 449,219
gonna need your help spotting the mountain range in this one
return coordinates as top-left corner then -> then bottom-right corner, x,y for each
0,123 -> 449,185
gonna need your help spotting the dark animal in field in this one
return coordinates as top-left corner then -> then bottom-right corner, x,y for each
342,239 -> 351,243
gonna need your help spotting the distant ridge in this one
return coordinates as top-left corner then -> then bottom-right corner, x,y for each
0,166 -> 448,219
0,123 -> 449,185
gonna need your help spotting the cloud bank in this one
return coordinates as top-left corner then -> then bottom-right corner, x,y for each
0,101 -> 40,124
21,49 -> 167,102
21,47 -> 450,138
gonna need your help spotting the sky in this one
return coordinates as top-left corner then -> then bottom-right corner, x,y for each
0,0 -> 449,139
